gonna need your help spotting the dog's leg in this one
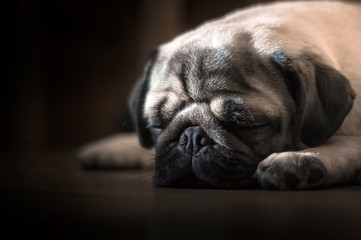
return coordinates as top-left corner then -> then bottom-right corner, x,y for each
75,133 -> 155,169
255,136 -> 361,190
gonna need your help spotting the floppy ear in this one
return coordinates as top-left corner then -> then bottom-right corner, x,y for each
271,50 -> 356,147
128,49 -> 159,148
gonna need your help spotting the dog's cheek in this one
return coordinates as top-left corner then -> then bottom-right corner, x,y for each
233,128 -> 283,159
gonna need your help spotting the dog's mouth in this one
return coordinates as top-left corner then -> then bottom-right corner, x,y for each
152,126 -> 260,189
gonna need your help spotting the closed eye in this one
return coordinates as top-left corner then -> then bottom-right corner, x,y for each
147,124 -> 164,131
146,124 -> 163,141
237,122 -> 269,130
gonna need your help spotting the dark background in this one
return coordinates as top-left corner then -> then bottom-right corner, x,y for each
4,0 -> 276,153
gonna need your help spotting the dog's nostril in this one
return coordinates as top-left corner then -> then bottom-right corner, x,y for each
200,136 -> 213,146
179,126 -> 213,154
179,133 -> 188,146
200,137 -> 207,146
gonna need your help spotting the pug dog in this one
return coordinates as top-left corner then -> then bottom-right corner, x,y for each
76,1 -> 361,190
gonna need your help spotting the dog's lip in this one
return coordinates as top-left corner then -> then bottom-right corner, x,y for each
193,147 -> 260,188
213,144 -> 262,165
153,132 -> 263,188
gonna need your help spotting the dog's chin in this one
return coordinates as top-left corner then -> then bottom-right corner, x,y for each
152,144 -> 260,189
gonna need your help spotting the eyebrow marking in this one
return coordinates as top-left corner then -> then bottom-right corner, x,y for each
196,52 -> 206,91
180,63 -> 190,97
171,101 -> 188,119
214,89 -> 241,95
155,98 -> 168,126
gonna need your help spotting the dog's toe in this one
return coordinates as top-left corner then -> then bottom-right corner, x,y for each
282,171 -> 300,187
256,152 -> 327,190
74,150 -> 102,169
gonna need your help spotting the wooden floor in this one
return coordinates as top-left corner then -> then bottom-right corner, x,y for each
1,151 -> 361,240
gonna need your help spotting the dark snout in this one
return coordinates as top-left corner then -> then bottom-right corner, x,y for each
153,126 -> 259,189
179,126 -> 214,156
168,127 -> 216,188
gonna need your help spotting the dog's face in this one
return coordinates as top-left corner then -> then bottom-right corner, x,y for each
130,27 -> 355,189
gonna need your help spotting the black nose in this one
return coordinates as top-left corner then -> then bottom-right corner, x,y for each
179,126 -> 213,154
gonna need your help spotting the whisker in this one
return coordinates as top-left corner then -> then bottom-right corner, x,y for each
118,140 -> 155,156
137,170 -> 154,182
143,158 -> 156,163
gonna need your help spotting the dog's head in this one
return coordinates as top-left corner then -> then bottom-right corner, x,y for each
129,30 -> 355,189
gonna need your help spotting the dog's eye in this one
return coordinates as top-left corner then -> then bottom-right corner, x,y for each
147,124 -> 164,135
224,101 -> 247,125
223,100 -> 271,130
153,125 -> 163,131
224,101 -> 262,129
148,124 -> 163,131
146,124 -> 163,142
237,122 -> 269,131
226,110 -> 270,131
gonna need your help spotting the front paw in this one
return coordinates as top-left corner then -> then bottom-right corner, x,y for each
74,133 -> 154,169
255,152 -> 327,190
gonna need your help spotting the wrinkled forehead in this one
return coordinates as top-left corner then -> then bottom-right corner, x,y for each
148,42 -> 271,99
145,47 -> 243,118
142,29 -> 284,119
150,31 -> 250,87
167,47 -> 242,100
143,45 -> 282,121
